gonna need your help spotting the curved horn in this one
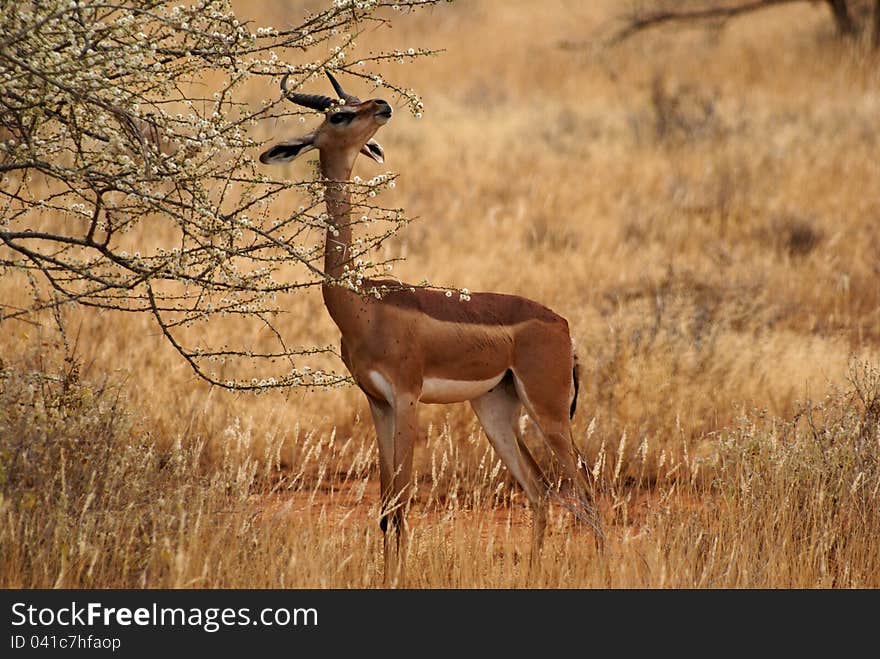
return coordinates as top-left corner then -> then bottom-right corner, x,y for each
326,71 -> 361,104
280,72 -> 334,112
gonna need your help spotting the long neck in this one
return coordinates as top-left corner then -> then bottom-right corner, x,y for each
320,153 -> 356,280
319,151 -> 366,334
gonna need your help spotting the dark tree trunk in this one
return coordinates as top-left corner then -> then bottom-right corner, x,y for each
615,1 -> 869,46
826,0 -> 856,36
873,0 -> 880,49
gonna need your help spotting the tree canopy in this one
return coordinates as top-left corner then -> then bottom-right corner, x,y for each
0,0 -> 441,390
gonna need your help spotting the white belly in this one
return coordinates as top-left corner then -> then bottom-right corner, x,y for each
419,373 -> 506,404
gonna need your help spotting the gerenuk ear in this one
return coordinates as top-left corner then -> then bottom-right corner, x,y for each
259,135 -> 316,164
359,139 -> 384,164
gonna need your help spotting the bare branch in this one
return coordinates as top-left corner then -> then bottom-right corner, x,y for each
613,0 -> 808,43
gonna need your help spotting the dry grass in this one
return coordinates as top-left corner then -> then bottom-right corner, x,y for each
2,0 -> 880,587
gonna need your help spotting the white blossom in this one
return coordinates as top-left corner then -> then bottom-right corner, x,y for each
0,0 -> 440,391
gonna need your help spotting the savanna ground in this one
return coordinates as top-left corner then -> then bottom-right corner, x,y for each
2,0 -> 880,587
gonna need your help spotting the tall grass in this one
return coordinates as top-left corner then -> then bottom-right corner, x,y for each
2,350 -> 877,587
